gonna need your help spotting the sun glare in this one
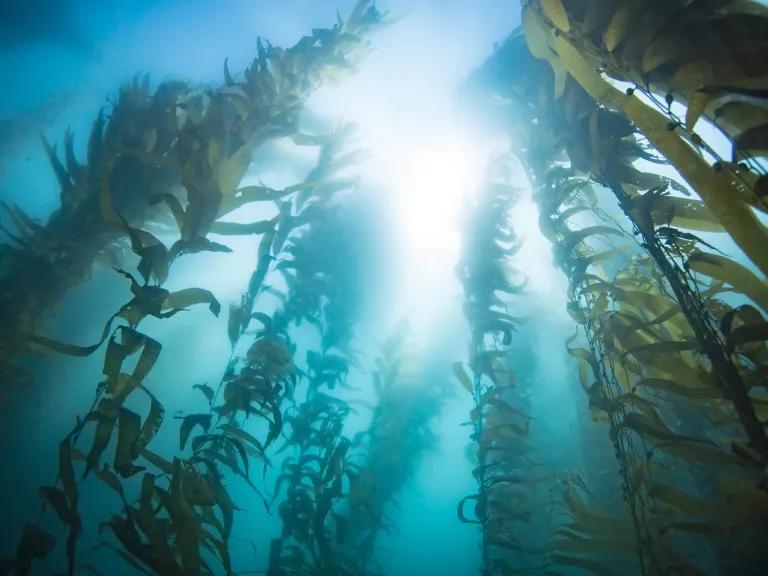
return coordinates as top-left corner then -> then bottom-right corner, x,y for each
394,138 -> 478,256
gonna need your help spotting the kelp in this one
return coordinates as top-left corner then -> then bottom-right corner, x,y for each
23,210 -> 234,575
518,2 -> 768,469
262,149 -> 371,576
342,329 -> 443,574
0,0 -> 384,396
456,157 -> 550,574
524,0 -> 768,278
474,11 -> 768,573
3,4 -> 385,574
0,524 -> 57,576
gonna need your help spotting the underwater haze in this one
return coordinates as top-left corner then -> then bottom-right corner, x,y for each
2,1 -> 768,575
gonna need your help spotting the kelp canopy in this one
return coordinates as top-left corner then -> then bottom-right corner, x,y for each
2,0 -> 768,575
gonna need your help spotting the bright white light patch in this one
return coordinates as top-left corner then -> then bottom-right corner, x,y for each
395,138 -> 478,255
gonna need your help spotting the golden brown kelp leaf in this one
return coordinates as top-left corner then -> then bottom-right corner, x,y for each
550,0 -> 768,152
177,414 -> 213,451
687,251 -> 768,313
524,3 -> 768,277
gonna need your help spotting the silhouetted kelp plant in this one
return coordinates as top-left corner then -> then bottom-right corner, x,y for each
456,158 -> 532,572
342,330 -> 443,574
4,1 -> 768,575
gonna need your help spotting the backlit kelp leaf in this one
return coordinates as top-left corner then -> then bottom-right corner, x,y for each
617,412 -> 714,446
84,399 -> 119,477
168,236 -> 233,260
10,524 -> 56,576
27,311 -> 119,357
686,90 -> 717,132
636,377 -> 721,400
134,387 -> 164,454
720,304 -> 768,356
217,183 -> 303,217
56,433 -> 84,576
114,271 -> 175,326
125,331 -> 161,391
135,472 -> 167,546
218,423 -> 268,460
687,251 -> 768,312
646,195 -> 723,233
715,475 -> 768,516
452,362 -> 474,394
541,0 -> 570,32
149,192 -> 186,232
649,481 -> 746,524
523,6 -> 567,98
562,225 -> 627,256
227,304 -> 243,347
92,464 -> 126,501
193,434 -> 251,480
41,135 -> 75,201
168,461 -> 202,575
114,408 -> 144,477
247,228 -> 276,297
733,123 -> 768,158
652,441 -> 757,470
58,430 -> 79,518
140,449 -> 175,476
163,288 -> 221,317
121,218 -> 170,285
193,383 -> 215,405
622,339 -> 700,359
102,328 -> 157,399
578,359 -> 591,392
38,486 -> 76,525
178,414 -> 213,450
